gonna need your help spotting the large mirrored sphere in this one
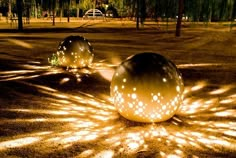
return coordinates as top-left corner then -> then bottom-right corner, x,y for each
110,52 -> 184,123
49,35 -> 94,68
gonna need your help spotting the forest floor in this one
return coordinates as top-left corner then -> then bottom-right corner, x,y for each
0,19 -> 236,157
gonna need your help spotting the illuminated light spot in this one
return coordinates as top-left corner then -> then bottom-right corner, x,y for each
138,108 -> 143,112
94,150 -> 114,158
46,137 -> 61,142
48,35 -> 94,68
175,149 -> 183,155
61,136 -> 81,144
122,85 -> 125,89
59,78 -> 70,85
220,98 -> 234,104
176,86 -> 180,92
83,134 -> 98,142
127,142 -> 140,152
167,154 -> 180,158
191,81 -> 207,91
214,110 -> 235,117
151,114 -> 155,118
123,78 -> 127,82
131,93 -> 137,99
171,101 -> 175,106
128,103 -> 134,108
153,95 -> 158,101
34,118 -> 46,122
35,131 -> 52,136
160,151 -> 166,157
78,150 -> 94,157
163,78 -> 167,82
0,137 -> 41,150
138,101 -> 143,106
49,110 -> 69,115
224,130 -> 236,137
133,87 -> 136,91
209,85 -> 232,95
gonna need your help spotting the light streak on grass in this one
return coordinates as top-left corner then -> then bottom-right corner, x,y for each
0,137 -> 41,150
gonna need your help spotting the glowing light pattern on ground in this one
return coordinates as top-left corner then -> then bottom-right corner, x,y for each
0,55 -> 236,157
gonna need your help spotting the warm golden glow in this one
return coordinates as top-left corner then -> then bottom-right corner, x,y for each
191,81 -> 207,91
7,38 -> 33,49
0,51 -> 236,157
209,85 -> 233,95
111,53 -> 184,122
0,137 -> 41,150
48,36 -> 94,68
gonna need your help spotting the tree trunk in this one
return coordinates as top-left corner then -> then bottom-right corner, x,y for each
59,0 -> 63,22
176,0 -> 184,37
52,0 -> 55,26
136,0 -> 140,30
17,0 -> 23,32
67,0 -> 71,23
230,0 -> 236,31
140,0 -> 146,27
8,0 -> 12,16
77,7 -> 80,18
34,0 -> 37,19
7,0 -> 12,23
60,7 -> 63,22
76,0 -> 80,18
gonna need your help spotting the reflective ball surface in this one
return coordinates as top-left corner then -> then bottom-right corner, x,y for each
110,53 -> 184,123
49,35 -> 94,68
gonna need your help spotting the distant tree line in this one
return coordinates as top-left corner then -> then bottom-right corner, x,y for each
0,0 -> 235,34
1,0 -> 235,21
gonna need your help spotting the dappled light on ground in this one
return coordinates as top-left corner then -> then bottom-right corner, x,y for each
0,52 -> 236,157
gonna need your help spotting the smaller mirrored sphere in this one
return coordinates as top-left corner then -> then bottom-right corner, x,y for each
110,52 -> 184,123
49,35 -> 94,68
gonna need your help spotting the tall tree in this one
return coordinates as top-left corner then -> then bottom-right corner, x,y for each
136,0 -> 140,29
140,0 -> 146,26
52,0 -> 56,25
76,0 -> 80,18
176,0 -> 183,37
230,0 -> 236,31
67,0 -> 71,22
8,0 -> 11,17
16,0 -> 23,31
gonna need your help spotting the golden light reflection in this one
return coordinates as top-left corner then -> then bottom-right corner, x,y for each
7,38 -> 33,49
209,85 -> 234,95
191,81 -> 207,91
0,57 -> 236,157
0,137 -> 41,150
